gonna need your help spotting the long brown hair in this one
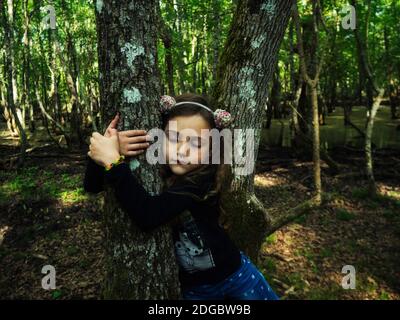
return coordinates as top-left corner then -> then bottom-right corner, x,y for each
159,93 -> 230,207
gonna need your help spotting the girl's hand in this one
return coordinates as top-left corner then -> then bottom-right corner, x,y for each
119,129 -> 151,157
88,129 -> 120,168
104,113 -> 120,138
103,113 -> 150,157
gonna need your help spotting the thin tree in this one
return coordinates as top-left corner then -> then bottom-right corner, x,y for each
1,0 -> 28,166
292,0 -> 323,204
351,0 -> 385,195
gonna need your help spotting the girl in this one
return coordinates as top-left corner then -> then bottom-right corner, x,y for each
84,93 -> 279,300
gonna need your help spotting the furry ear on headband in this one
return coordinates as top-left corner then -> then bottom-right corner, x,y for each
159,95 -> 233,129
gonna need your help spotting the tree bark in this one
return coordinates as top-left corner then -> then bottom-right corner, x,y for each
212,0 -> 293,261
95,0 -> 181,299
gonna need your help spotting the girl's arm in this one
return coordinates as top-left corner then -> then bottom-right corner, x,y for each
104,162 -> 205,232
83,157 -> 106,193
83,114 -> 120,194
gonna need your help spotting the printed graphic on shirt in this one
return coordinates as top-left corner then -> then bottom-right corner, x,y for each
174,210 -> 216,273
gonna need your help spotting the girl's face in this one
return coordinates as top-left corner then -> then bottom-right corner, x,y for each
163,114 -> 212,175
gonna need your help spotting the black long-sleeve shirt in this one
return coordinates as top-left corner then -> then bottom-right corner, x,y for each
83,158 -> 242,289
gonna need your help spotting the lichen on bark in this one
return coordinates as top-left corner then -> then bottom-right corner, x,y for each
96,0 -> 103,13
261,1 -> 276,15
123,87 -> 142,104
121,41 -> 145,72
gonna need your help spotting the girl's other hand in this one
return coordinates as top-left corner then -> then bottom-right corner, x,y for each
118,129 -> 151,157
88,129 -> 120,167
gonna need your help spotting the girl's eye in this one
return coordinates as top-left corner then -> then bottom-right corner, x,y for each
190,138 -> 201,148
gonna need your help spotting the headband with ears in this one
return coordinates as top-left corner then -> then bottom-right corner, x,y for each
159,95 -> 233,129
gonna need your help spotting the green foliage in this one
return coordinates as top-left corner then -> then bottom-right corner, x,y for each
379,290 -> 390,300
265,232 -> 277,244
307,286 -> 343,300
286,272 -> 307,291
336,208 -> 356,221
51,289 -> 63,299
0,247 -> 11,262
0,166 -> 87,205
159,0 -> 235,94
66,245 -> 80,256
294,214 -> 307,224
320,247 -> 334,258
262,257 -> 277,273
351,187 -> 370,200
1,0 -> 399,144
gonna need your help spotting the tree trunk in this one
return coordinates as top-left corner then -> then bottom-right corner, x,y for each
293,0 -> 323,203
383,26 -> 398,120
48,28 -> 62,125
270,65 -> 281,119
160,16 -> 175,95
212,0 -> 293,261
95,0 -> 181,299
175,0 -> 187,93
211,0 -> 222,88
288,21 -> 301,141
311,83 -> 322,203
2,0 -> 28,166
22,0 -> 34,132
351,0 -> 385,195
365,90 -> 384,194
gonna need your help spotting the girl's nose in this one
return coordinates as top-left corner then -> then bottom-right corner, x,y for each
177,141 -> 189,154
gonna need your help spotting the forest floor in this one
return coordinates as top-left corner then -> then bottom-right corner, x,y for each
255,146 -> 400,300
0,142 -> 399,300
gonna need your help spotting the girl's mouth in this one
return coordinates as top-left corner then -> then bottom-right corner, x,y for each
172,157 -> 187,165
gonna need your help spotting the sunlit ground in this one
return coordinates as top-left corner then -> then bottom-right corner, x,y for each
255,165 -> 400,300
